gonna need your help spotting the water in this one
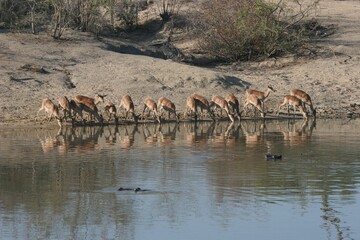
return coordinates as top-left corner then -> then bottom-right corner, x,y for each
0,119 -> 359,240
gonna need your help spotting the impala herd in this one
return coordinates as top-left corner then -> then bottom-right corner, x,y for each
36,86 -> 316,127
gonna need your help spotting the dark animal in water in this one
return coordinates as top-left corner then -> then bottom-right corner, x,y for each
265,154 -> 282,161
118,187 -> 149,192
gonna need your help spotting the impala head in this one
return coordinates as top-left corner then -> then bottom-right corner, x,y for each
134,113 -> 141,124
95,94 -> 106,103
268,85 -> 276,92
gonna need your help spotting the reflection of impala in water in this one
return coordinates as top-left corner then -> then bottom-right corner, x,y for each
39,129 -> 62,154
280,118 -> 316,144
102,125 -> 138,148
158,124 -> 178,146
104,126 -> 118,145
39,127 -> 104,154
142,124 -> 159,145
209,122 -> 239,146
141,123 -> 178,146
183,121 -> 215,145
241,121 -> 266,146
119,125 -> 138,149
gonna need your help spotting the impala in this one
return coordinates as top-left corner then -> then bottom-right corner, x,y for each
74,94 -> 106,109
104,101 -> 117,121
243,94 -> 266,118
73,94 -> 105,123
142,98 -> 161,123
210,95 -> 235,122
80,103 -> 103,124
277,95 -> 308,119
225,93 -> 241,121
69,100 -> 84,121
246,85 -> 276,110
58,96 -> 72,121
184,95 -> 197,119
290,89 -> 316,117
157,97 -> 179,123
191,93 -> 215,121
36,98 -> 62,127
119,95 -> 138,123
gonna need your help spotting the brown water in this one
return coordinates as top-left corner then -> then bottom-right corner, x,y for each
0,119 -> 359,240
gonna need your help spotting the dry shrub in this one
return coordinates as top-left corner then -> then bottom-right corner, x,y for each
192,0 -> 319,61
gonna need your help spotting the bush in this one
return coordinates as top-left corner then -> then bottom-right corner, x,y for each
0,0 -> 51,31
116,0 -> 140,30
192,0 -> 319,61
156,0 -> 183,22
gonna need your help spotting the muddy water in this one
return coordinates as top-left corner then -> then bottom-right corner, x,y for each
0,119 -> 359,240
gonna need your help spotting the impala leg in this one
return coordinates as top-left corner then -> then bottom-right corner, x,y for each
48,111 -> 53,122
287,104 -> 290,116
277,102 -> 286,115
293,105 -> 297,117
36,107 -> 44,121
142,105 -> 147,119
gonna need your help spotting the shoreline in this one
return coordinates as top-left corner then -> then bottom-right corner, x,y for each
1,110 -> 357,128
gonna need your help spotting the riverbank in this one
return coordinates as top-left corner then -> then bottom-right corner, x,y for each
0,0 -> 359,125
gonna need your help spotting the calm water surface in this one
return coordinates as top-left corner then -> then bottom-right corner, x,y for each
0,119 -> 359,240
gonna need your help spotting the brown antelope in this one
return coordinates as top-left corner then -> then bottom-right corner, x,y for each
290,89 -> 316,118
80,104 -> 103,123
191,93 -> 215,121
210,95 -> 235,122
36,98 -> 62,127
142,98 -> 160,123
104,101 -> 117,121
73,94 -> 105,123
225,93 -> 241,121
157,97 -> 179,123
58,96 -> 72,121
184,96 -> 197,119
277,95 -> 308,119
69,100 -> 84,121
246,85 -> 276,110
243,94 -> 266,118
119,95 -> 138,123
74,94 -> 105,109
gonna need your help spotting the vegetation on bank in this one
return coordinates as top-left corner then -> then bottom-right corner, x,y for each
0,0 -> 320,61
